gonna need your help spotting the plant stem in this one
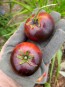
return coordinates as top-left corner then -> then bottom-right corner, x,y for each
40,4 -> 57,9
49,55 -> 56,83
24,56 -> 28,60
34,4 -> 57,20
55,49 -> 62,80
0,0 -> 3,5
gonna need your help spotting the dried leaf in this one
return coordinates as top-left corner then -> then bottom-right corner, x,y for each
59,71 -> 65,77
60,62 -> 65,70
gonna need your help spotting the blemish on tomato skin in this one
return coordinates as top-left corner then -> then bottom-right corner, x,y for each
25,12 -> 55,42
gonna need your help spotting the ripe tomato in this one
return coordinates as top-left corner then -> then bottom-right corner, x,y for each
11,42 -> 42,76
25,12 -> 55,42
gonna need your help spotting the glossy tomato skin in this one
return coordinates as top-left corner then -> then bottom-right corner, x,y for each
11,42 -> 42,76
25,12 -> 55,42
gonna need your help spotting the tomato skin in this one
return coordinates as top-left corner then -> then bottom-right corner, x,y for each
11,42 -> 42,76
25,12 -> 55,42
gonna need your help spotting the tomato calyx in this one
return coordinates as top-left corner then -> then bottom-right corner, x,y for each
32,18 -> 38,25
17,50 -> 37,67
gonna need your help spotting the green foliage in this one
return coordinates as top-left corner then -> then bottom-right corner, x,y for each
49,49 -> 63,84
1,0 -> 65,17
12,0 -> 56,15
3,0 -> 65,27
52,0 -> 65,16
56,49 -> 62,79
9,0 -> 15,12
0,15 -> 16,40
6,0 -> 65,17
44,82 -> 51,87
49,55 -> 56,82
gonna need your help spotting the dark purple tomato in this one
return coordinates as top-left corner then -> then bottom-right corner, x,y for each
24,12 -> 55,42
11,42 -> 42,76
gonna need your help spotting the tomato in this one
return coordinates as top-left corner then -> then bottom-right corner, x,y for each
25,12 -> 55,42
11,42 -> 42,76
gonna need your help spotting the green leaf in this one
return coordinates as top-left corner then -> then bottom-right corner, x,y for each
3,31 -> 14,36
45,82 -> 51,87
49,55 -> 56,82
12,0 -> 33,11
13,9 -> 28,17
56,49 -> 62,66
24,0 -> 36,8
56,49 -> 62,79
38,0 -> 44,7
9,22 -> 22,27
9,0 -> 15,12
40,4 -> 57,10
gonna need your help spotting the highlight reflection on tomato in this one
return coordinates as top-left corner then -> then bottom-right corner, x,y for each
11,42 -> 42,76
25,12 -> 55,42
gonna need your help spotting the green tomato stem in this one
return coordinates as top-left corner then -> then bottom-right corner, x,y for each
24,56 -> 28,60
34,4 -> 57,20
